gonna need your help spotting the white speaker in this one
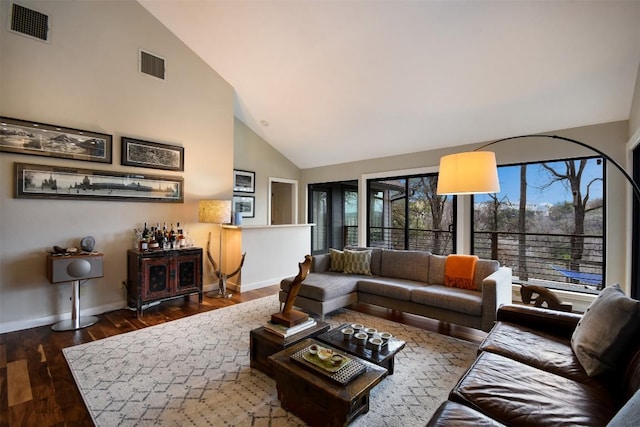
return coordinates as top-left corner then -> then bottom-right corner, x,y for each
47,254 -> 103,284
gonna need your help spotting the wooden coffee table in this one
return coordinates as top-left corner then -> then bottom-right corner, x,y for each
269,338 -> 387,427
316,323 -> 406,374
250,321 -> 330,377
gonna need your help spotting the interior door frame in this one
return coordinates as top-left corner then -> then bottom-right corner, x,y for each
268,177 -> 298,225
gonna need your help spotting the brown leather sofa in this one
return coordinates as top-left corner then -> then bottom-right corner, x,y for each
428,303 -> 640,426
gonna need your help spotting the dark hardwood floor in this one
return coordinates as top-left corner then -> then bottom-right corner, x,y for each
0,285 -> 486,427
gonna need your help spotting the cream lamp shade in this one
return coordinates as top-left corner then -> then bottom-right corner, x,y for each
198,199 -> 232,224
436,151 -> 501,195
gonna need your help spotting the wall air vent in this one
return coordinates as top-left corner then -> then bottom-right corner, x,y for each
140,49 -> 166,80
9,3 -> 50,42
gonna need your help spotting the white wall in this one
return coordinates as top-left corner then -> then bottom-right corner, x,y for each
233,118 -> 300,225
0,0 -> 235,332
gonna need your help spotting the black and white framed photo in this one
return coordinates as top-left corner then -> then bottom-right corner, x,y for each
233,195 -> 255,218
233,169 -> 255,193
15,162 -> 183,203
0,117 -> 112,163
121,137 -> 184,171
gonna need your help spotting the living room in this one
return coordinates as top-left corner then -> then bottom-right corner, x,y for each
1,0 -> 640,425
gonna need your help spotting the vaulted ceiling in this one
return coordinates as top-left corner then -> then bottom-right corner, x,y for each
139,1 -> 640,169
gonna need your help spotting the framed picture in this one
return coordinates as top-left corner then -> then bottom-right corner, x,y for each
233,195 -> 255,218
15,162 -> 183,203
233,169 -> 255,193
121,137 -> 184,171
0,117 -> 112,163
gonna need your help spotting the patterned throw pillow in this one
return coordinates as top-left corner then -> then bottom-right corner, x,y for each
343,249 -> 372,275
571,284 -> 640,376
329,248 -> 345,272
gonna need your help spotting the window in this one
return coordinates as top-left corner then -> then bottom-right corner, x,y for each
309,181 -> 358,253
472,156 -> 604,293
367,174 -> 455,254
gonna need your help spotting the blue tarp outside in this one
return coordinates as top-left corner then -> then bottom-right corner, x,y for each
551,265 -> 602,287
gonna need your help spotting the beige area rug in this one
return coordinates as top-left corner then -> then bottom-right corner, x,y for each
63,295 -> 477,426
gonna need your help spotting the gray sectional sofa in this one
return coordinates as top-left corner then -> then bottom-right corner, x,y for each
279,248 -> 512,332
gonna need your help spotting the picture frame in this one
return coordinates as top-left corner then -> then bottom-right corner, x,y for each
233,195 -> 255,218
121,136 -> 184,171
233,169 -> 255,193
15,162 -> 183,203
0,117 -> 112,163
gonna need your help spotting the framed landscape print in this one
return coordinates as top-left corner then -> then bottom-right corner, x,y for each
233,169 -> 255,193
121,137 -> 184,171
233,195 -> 255,218
14,162 -> 183,203
0,117 -> 112,163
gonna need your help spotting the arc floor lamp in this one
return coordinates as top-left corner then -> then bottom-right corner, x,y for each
436,134 -> 640,298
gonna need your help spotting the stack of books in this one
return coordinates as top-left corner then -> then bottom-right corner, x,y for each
264,317 -> 317,338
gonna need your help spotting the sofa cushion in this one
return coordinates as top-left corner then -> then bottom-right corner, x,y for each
410,284 -> 482,316
428,254 -> 446,285
357,278 -> 424,301
380,249 -> 430,282
281,272 -> 360,300
329,248 -> 345,272
571,284 -> 640,377
343,249 -> 372,275
474,259 -> 500,289
450,352 -> 618,426
479,321 -> 602,387
427,401 -> 506,427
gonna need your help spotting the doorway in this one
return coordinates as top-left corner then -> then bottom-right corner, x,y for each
269,177 -> 298,225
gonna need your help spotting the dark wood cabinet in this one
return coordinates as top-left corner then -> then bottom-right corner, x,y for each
127,248 -> 203,317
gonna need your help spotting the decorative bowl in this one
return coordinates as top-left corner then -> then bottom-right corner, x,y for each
330,354 -> 345,366
317,347 -> 334,361
308,344 -> 319,355
341,327 -> 354,341
354,332 -> 368,346
369,337 -> 383,352
379,332 -> 393,343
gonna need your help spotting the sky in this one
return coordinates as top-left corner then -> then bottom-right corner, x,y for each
474,158 -> 604,207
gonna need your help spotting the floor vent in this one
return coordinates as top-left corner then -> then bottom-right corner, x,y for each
10,3 -> 50,42
140,50 -> 166,80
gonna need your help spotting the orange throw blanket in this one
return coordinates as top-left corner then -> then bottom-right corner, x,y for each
444,254 -> 479,290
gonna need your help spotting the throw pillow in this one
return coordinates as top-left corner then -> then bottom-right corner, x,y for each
343,249 -> 372,275
571,284 -> 640,377
329,248 -> 345,272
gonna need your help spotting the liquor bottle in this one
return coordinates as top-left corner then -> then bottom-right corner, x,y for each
148,228 -> 159,249
169,223 -> 176,248
139,223 -> 149,251
177,222 -> 186,247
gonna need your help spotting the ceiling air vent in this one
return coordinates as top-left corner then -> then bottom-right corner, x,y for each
10,3 -> 50,42
140,49 -> 166,80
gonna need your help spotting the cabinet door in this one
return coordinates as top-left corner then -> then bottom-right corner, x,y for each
141,257 -> 172,300
175,254 -> 201,293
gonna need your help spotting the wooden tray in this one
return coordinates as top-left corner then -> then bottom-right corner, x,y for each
291,346 -> 366,384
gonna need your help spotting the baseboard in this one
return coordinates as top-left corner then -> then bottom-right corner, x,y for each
237,278 -> 280,292
0,301 -> 127,334
511,284 -> 596,313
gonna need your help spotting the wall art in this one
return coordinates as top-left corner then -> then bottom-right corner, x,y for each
233,169 -> 255,193
233,195 -> 255,218
15,162 -> 183,203
121,136 -> 184,171
0,117 -> 112,163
